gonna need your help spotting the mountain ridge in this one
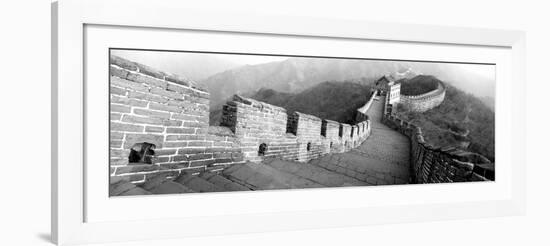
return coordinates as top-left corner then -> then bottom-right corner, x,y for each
209,81 -> 373,125
199,57 -> 495,110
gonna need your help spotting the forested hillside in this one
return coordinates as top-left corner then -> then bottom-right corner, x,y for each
209,81 -> 372,125
398,75 -> 441,95
395,83 -> 495,161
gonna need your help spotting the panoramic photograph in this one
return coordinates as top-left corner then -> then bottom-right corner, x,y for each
109,49 -> 495,196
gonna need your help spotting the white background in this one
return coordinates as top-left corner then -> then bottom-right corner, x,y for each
0,0 -> 547,245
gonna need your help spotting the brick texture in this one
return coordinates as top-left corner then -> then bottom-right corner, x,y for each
109,55 -> 373,184
381,93 -> 493,182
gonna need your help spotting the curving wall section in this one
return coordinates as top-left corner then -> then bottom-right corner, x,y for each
398,82 -> 446,112
381,94 -> 494,182
220,94 -> 373,163
109,55 -> 374,184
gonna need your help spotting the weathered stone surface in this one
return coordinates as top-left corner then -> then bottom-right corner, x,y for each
145,126 -> 165,133
399,82 -> 446,113
115,164 -> 160,175
110,104 -> 131,113
111,76 -> 149,92
133,108 -> 171,119
200,172 -> 250,191
111,122 -> 144,132
147,181 -> 195,194
109,55 -> 416,191
123,134 -> 164,148
166,127 -> 196,134
175,174 -> 224,192
122,115 -> 164,125
110,56 -> 138,71
126,72 -> 168,89
109,181 -> 137,196
119,187 -> 152,196
264,159 -> 364,187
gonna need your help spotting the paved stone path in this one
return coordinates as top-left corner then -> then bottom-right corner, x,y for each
310,96 -> 410,185
110,96 -> 411,196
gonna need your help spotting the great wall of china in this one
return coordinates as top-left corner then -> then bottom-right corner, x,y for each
399,81 -> 446,112
108,55 -> 493,196
382,96 -> 493,183
109,55 -> 371,185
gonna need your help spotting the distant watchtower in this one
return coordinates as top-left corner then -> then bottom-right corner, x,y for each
375,75 -> 400,105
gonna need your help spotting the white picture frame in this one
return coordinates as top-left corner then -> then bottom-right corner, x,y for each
52,0 -> 526,245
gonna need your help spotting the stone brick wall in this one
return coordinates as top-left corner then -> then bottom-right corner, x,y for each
356,91 -> 376,122
381,94 -> 494,183
221,95 -> 372,163
109,55 -> 244,184
220,95 -> 300,162
109,55 -> 374,184
399,82 -> 446,112
322,119 -> 342,152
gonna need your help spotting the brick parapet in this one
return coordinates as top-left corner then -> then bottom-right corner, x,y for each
109,55 -> 244,184
221,96 -> 372,163
380,92 -> 494,183
356,90 -> 377,122
110,55 -> 375,184
399,81 -> 446,112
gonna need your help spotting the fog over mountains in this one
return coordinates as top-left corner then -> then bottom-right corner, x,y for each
112,50 -> 495,110
209,81 -> 373,125
199,57 -> 495,109
111,50 -> 242,81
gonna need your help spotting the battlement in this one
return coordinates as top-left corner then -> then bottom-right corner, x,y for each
109,55 -> 248,184
399,82 -> 446,112
381,94 -> 494,182
381,74 -> 447,112
356,91 -> 377,122
109,55 -> 373,183
221,94 -> 372,163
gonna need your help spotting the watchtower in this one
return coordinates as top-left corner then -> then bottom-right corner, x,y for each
375,75 -> 400,105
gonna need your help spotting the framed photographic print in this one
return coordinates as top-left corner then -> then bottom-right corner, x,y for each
52,0 -> 526,245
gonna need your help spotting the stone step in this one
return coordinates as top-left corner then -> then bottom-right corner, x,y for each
110,179 -> 153,196
223,163 -> 291,190
148,181 -> 196,194
313,153 -> 409,185
137,172 -> 197,194
110,180 -> 138,196
200,172 -> 251,192
175,174 -> 226,193
119,187 -> 152,196
264,159 -> 366,187
242,162 -> 325,189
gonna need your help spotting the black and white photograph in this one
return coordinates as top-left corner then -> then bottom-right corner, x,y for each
109,49 -> 495,196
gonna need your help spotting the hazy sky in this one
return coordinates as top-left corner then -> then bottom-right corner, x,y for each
445,63 -> 495,81
216,53 -> 495,81
112,49 -> 495,99
113,49 -> 494,80
216,53 -> 288,65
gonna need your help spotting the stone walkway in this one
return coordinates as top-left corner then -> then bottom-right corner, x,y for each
310,96 -> 410,185
110,96 -> 411,196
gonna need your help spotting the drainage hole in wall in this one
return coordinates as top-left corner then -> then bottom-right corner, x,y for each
258,143 -> 268,156
129,142 -> 156,164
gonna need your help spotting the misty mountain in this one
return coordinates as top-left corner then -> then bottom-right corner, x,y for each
398,75 -> 441,96
396,83 -> 495,161
209,81 -> 373,125
111,50 -> 242,81
199,57 -> 494,110
200,57 -> 420,108
409,63 -> 496,102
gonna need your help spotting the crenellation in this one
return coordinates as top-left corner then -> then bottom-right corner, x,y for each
109,55 -> 380,184
380,90 -> 493,183
109,55 -> 247,183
